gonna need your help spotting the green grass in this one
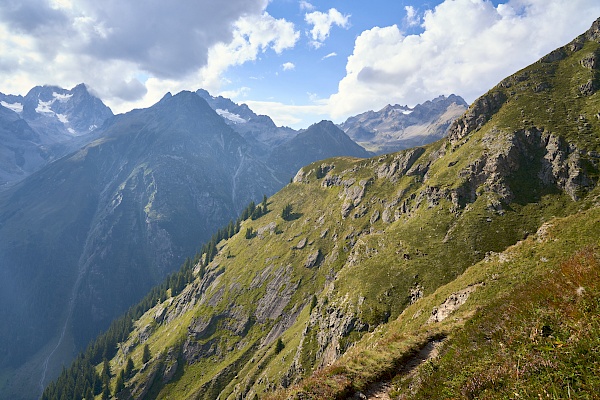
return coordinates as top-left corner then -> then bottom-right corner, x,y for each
270,197 -> 600,400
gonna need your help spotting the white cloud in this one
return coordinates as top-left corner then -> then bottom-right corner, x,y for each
219,86 -> 250,100
404,6 -> 420,27
0,0 -> 301,114
299,1 -> 315,11
327,0 -> 600,119
282,62 -> 296,71
322,52 -> 337,60
305,8 -> 350,48
244,99 -> 328,127
198,13 -> 300,92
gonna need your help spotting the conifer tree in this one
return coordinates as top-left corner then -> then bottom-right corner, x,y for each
142,344 -> 151,364
125,357 -> 134,379
281,203 -> 293,220
102,358 -> 111,381
101,385 -> 110,400
275,337 -> 284,354
114,370 -> 125,395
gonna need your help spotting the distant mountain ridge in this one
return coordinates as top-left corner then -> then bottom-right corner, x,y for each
0,91 -> 287,399
340,94 -> 468,154
196,89 -> 296,156
268,120 -> 372,176
0,84 -> 113,186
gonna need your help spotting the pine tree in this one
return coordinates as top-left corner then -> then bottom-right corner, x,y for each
281,203 -> 293,221
101,385 -> 110,400
102,358 -> 111,381
275,337 -> 284,354
310,295 -> 317,312
251,206 -> 262,220
125,357 -> 134,379
114,370 -> 125,395
142,344 -> 151,364
227,220 -> 235,238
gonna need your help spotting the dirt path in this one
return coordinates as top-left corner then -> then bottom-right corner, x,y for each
357,338 -> 445,400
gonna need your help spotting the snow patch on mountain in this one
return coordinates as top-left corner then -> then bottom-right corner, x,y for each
1,101 -> 23,113
216,108 -> 246,124
56,114 -> 69,124
53,92 -> 73,102
36,100 -> 55,114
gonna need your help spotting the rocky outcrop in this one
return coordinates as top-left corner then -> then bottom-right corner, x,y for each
304,249 -> 322,268
340,179 -> 372,218
376,147 -> 425,183
585,17 -> 600,43
427,283 -> 483,324
580,52 -> 598,69
255,265 -> 298,323
447,90 -> 507,144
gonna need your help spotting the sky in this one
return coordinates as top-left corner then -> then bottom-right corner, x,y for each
1,0 -> 600,129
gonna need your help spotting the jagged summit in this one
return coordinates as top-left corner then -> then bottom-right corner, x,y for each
340,94 -> 468,154
0,83 -> 113,187
195,88 -> 295,151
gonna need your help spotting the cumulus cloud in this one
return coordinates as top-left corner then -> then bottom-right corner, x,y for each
0,0 -> 297,112
198,12 -> 299,91
245,99 -> 328,127
322,52 -> 337,60
299,1 -> 315,11
327,0 -> 600,119
282,62 -> 296,71
404,6 -> 420,27
305,8 -> 350,48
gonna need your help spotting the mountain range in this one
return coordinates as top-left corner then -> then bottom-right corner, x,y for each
38,16 -> 600,400
0,76 -> 465,398
0,84 -> 113,187
340,94 -> 468,154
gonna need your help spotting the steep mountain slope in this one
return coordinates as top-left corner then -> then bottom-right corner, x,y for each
44,18 -> 600,400
0,104 -> 49,186
0,84 -> 113,186
268,120 -> 372,177
0,91 -> 287,399
340,95 -> 468,154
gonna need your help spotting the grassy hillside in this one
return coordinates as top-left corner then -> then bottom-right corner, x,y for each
269,189 -> 600,399
43,17 -> 600,400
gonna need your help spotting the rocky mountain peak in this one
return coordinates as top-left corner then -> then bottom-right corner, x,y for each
341,94 -> 468,154
585,16 -> 600,42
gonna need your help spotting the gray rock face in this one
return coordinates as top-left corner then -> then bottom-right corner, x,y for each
580,52 -> 598,69
427,284 -> 483,324
447,91 -> 507,144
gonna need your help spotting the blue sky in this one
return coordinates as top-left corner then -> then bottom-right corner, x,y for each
1,0 -> 600,128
